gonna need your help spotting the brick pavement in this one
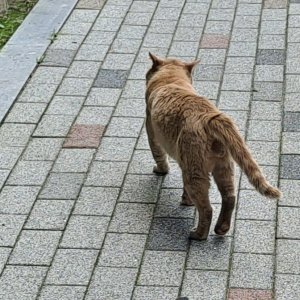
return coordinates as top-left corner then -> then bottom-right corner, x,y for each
0,0 -> 299,299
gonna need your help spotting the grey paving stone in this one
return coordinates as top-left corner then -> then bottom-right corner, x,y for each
147,218 -> 193,251
57,78 -> 93,96
198,49 -> 226,65
77,0 -> 106,8
0,266 -> 47,300
255,65 -> 284,82
228,42 -> 257,57
234,15 -> 260,28
94,69 -> 129,88
7,160 -> 52,186
0,247 -> 11,274
277,239 -> 300,274
234,220 -> 275,254
219,91 -> 250,110
277,207 -> 300,239
29,66 -> 67,85
86,267 -> 137,300
280,155 -> 300,179
85,88 -> 121,106
75,44 -> 109,61
286,75 -> 300,93
183,2 -> 210,14
178,14 -> 206,27
0,214 -> 26,246
67,61 -> 101,78
225,57 -> 255,74
286,59 -> 300,74
169,41 -> 199,57
253,82 -> 283,101
246,141 -> 280,165
138,250 -> 185,286
46,96 -> 84,116
5,102 -> 46,123
93,17 -> 123,31
237,3 -> 262,15
100,233 -> 147,267
282,132 -> 300,154
60,215 -> 109,249
104,53 -> 136,70
76,106 -> 113,125
0,186 -> 40,214
60,21 -> 92,35
205,21 -> 232,35
136,126 -> 150,150
119,174 -> 161,203
208,8 -> 235,21
128,150 -> 154,175
74,187 -> 119,216
95,137 -> 136,161
155,190 -> 195,219
259,34 -> 285,49
39,286 -> 86,300
40,173 -> 84,199
162,163 -> 183,188
248,120 -> 281,141
288,27 -> 300,43
9,230 -> 61,265
136,47 -> 168,63
285,93 -> 300,112
231,28 -> 259,42
187,237 -> 232,270
289,15 -> 300,27
154,7 -> 181,20
230,253 -> 273,289
42,49 -> 76,67
284,112 -> 300,132
133,286 -> 179,300
0,124 -> 34,147
122,80 -> 145,99
50,34 -> 85,51
290,3 -> 300,14
275,274 -> 300,300
279,179 -> 300,206
33,115 -> 75,137
250,101 -> 281,120
118,25 -> 148,39
130,1 -> 157,12
150,20 -> 177,34
124,12 -> 153,25
69,9 -> 99,22
237,190 -> 277,220
240,165 -> 279,190
85,30 -> 116,45
111,38 -> 142,54
100,5 -> 128,18
114,98 -> 145,117
23,138 -> 63,161
262,8 -> 287,20
0,147 -> 23,169
194,81 -> 220,100
194,65 -> 223,81
143,33 -> 173,49
109,203 -> 154,233
181,270 -> 227,300
46,249 -> 98,285
256,49 -> 285,65
105,117 -> 144,137
26,200 -> 74,230
85,161 -> 128,187
222,74 -> 252,91
260,20 -> 286,35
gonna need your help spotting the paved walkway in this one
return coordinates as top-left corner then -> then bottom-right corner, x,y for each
0,0 -> 299,299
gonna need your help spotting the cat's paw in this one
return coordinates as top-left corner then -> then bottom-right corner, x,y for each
214,223 -> 230,236
153,164 -> 169,175
180,191 -> 194,206
188,229 -> 208,241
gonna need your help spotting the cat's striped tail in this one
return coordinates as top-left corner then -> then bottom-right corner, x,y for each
208,114 -> 281,199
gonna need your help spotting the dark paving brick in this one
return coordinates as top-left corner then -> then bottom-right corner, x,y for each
94,69 -> 129,88
283,112 -> 300,132
280,155 -> 300,179
42,49 -> 76,67
63,124 -> 105,148
256,49 -> 285,65
147,218 -> 193,251
228,289 -> 273,300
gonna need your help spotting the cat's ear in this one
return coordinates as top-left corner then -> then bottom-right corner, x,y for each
185,60 -> 200,73
149,52 -> 164,68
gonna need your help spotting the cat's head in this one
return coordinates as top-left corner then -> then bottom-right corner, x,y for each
146,52 -> 199,83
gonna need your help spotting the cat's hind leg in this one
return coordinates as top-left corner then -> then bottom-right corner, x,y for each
181,187 -> 194,206
212,157 -> 236,235
146,113 -> 169,175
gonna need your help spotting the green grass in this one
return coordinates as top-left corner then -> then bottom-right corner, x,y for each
0,0 -> 38,49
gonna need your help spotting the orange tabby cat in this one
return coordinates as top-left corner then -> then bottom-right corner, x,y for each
145,53 -> 281,241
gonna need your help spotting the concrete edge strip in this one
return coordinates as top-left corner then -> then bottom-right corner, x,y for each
0,0 -> 79,123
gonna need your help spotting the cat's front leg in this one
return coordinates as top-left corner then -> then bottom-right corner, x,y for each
146,112 -> 169,175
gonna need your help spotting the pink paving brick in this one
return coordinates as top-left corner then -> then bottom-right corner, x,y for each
228,289 -> 273,300
63,124 -> 105,149
200,34 -> 229,49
